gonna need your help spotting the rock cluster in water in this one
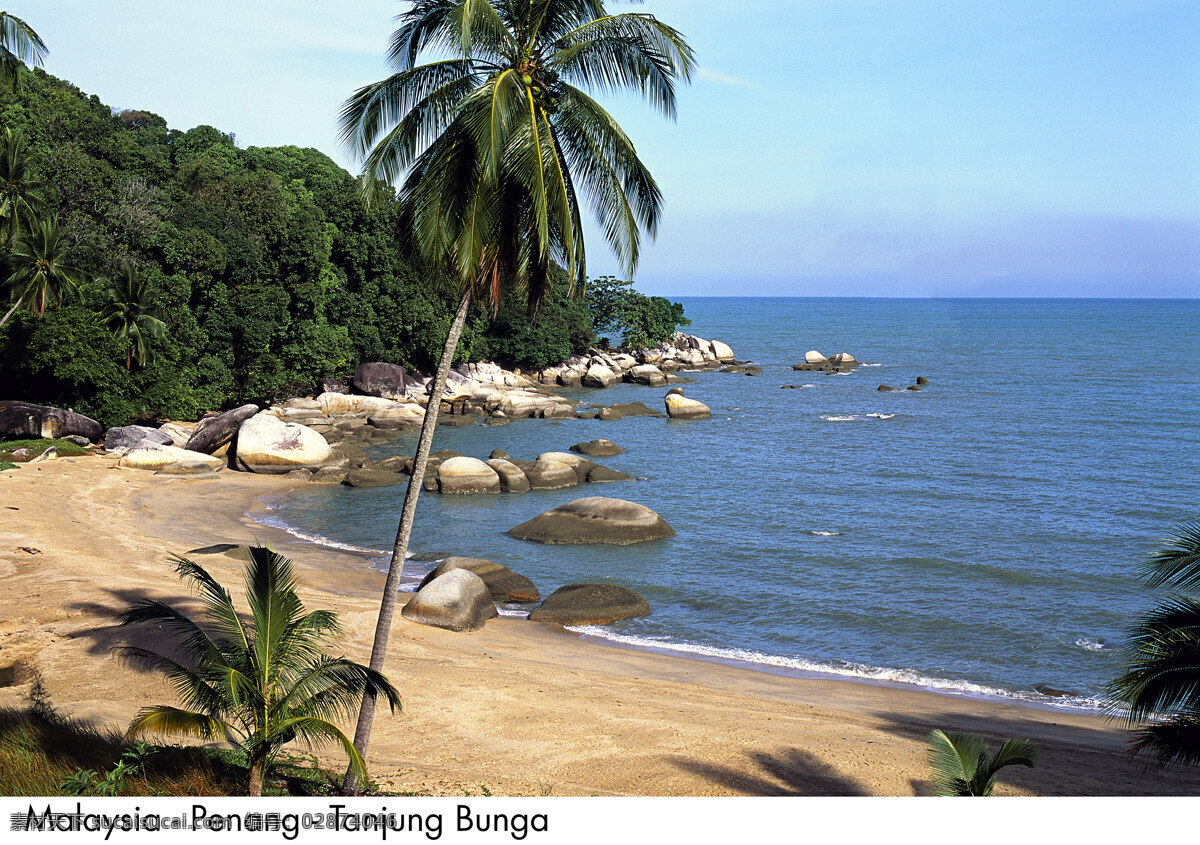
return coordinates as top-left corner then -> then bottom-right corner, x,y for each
791,350 -> 863,374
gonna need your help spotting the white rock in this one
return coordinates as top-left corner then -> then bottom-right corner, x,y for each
711,340 -> 735,362
582,363 -> 618,388
437,456 -> 501,494
235,413 -> 337,474
665,394 -> 711,420
805,350 -> 828,364
118,443 -> 224,472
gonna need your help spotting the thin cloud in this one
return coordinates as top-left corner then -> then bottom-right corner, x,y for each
696,66 -> 767,93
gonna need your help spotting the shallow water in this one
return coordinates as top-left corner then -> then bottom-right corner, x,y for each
259,297 -> 1200,709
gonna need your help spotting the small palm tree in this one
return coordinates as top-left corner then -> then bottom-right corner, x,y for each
118,547 -> 401,796
925,729 -> 1036,796
2,216 -> 83,328
0,11 -> 47,92
0,126 -> 45,247
1107,520 -> 1200,766
99,262 -> 168,369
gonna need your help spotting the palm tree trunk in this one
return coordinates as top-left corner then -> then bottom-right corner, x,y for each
340,287 -> 473,796
248,747 -> 268,797
0,294 -> 23,330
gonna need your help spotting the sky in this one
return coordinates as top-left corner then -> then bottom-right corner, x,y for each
20,0 -> 1200,297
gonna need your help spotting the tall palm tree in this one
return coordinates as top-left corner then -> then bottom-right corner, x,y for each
99,262 -> 168,369
1107,520 -> 1200,766
0,126 -> 45,248
1,215 -> 82,328
119,547 -> 402,796
925,729 -> 1036,796
337,0 -> 693,792
0,11 -> 47,92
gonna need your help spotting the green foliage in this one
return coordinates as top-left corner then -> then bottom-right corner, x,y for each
119,546 -> 402,796
484,272 -> 595,370
1107,520 -> 1200,767
584,275 -> 688,349
0,437 -> 90,459
0,12 -> 46,92
925,729 -> 1036,796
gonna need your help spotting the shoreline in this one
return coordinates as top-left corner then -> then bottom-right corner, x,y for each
2,457 -> 1198,795
248,484 -> 1109,716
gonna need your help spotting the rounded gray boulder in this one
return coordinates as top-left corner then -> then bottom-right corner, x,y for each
507,497 -> 675,545
418,557 -> 540,603
401,569 -> 497,632
527,584 -> 650,625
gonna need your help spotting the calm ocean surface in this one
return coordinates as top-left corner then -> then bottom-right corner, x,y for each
258,298 -> 1200,709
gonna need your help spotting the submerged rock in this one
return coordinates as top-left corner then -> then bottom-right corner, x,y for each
570,439 -> 625,457
508,497 -> 675,545
528,584 -> 651,625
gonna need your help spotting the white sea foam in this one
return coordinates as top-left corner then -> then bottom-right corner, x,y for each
865,413 -> 896,420
1073,638 -> 1110,652
861,363 -> 882,367
807,530 -> 842,537
250,511 -> 390,556
565,628 -> 1104,711
820,414 -> 856,422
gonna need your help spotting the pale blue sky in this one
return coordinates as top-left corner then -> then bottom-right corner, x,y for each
23,0 -> 1200,296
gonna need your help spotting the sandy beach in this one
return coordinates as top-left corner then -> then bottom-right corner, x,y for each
1,455 -> 1196,797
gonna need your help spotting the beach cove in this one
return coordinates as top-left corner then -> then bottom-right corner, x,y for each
2,455 -> 1198,796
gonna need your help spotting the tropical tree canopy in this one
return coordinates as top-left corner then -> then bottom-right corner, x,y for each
0,11 -> 46,91
340,0 -> 695,307
1107,520 -> 1200,767
98,261 -> 168,369
118,547 -> 402,796
925,729 -> 1036,796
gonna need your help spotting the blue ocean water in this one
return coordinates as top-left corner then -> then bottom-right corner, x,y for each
258,298 -> 1200,708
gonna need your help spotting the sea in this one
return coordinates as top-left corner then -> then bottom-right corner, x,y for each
254,297 -> 1200,711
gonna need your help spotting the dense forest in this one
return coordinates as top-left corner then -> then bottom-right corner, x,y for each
0,66 -> 685,426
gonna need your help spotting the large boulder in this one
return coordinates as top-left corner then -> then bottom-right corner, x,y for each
507,497 -> 675,545
536,452 -> 596,483
117,442 -> 224,473
368,403 -> 425,428
527,584 -> 651,625
486,458 -> 531,493
401,569 -> 497,632
586,465 -> 631,483
626,364 -> 667,387
804,350 -> 828,364
664,394 -> 711,419
570,439 -> 625,457
184,404 -> 259,455
353,362 -> 407,399
437,456 -> 501,494
418,557 -> 540,603
582,363 -> 618,389
0,401 -> 103,442
104,425 -> 173,452
158,422 -> 194,448
521,458 -> 579,490
234,413 -> 339,474
711,340 -> 735,362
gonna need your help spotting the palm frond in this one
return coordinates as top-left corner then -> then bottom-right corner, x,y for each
125,706 -> 236,744
1140,520 -> 1200,591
